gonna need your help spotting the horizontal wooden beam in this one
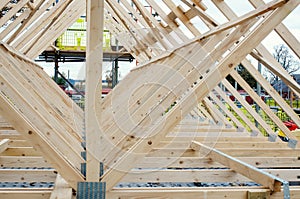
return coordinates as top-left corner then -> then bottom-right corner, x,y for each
107,187 -> 300,199
167,131 -> 250,137
157,140 -> 295,149
1,147 -> 41,156
121,168 -> 299,183
173,126 -> 239,132
0,156 -> 50,167
147,148 -> 300,158
164,136 -> 270,142
122,169 -> 249,183
0,169 -> 56,182
6,140 -> 30,147
137,156 -> 300,168
191,141 -> 282,191
0,190 -> 52,199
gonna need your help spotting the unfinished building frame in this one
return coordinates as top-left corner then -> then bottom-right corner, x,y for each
0,0 -> 300,198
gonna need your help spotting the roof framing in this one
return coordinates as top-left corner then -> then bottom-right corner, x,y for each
0,0 -> 299,198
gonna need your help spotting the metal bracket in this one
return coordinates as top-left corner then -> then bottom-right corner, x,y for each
250,130 -> 259,137
282,181 -> 290,199
268,133 -> 277,142
77,182 -> 106,199
78,140 -> 106,198
237,126 -> 245,132
288,139 -> 297,149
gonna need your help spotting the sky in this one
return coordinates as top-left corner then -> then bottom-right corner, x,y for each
39,0 -> 300,81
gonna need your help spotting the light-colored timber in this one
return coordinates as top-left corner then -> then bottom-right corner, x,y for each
0,0 -> 299,198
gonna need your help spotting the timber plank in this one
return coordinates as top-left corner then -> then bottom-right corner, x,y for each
0,189 -> 52,199
0,156 -> 50,168
121,169 -> 300,183
0,169 -> 56,182
137,156 -> 300,168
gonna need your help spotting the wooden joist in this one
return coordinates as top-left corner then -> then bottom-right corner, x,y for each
0,156 -> 50,168
137,156 -> 300,169
146,147 -> 300,158
107,187 -> 300,199
120,168 -> 299,184
0,189 -> 52,199
157,140 -> 298,149
0,169 -> 56,182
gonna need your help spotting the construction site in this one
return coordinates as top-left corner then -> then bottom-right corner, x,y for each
0,0 -> 300,198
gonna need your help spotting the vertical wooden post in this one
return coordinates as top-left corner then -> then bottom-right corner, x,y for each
86,0 -> 104,181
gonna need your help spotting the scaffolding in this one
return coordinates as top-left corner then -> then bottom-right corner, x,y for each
56,17 -> 112,51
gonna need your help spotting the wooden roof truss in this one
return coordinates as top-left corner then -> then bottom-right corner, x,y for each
0,0 -> 300,198
0,0 -> 84,59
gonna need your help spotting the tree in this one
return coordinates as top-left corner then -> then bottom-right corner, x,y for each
226,64 -> 257,90
52,72 -> 67,90
266,44 -> 300,84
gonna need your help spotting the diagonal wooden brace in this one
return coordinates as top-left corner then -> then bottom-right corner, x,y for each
190,140 -> 282,192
